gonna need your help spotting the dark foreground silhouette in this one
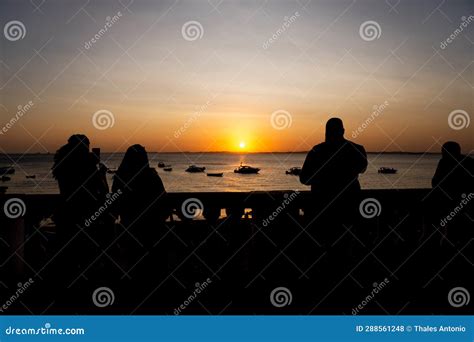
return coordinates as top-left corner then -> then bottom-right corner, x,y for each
431,141 -> 474,246
300,118 -> 367,241
111,144 -> 169,295
0,131 -> 472,315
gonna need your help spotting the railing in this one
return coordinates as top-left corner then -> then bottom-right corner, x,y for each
6,189 -> 470,314
1,188 -> 430,221
1,189 -> 431,277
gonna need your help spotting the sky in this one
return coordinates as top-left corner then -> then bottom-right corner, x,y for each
0,0 -> 472,153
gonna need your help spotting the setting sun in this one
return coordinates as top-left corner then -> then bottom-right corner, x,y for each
239,141 -> 246,149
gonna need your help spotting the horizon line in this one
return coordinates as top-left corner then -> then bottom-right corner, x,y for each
1,151 -> 444,155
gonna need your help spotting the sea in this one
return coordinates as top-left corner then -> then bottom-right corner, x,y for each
0,152 -> 443,194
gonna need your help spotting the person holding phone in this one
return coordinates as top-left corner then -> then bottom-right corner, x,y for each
51,135 -> 113,307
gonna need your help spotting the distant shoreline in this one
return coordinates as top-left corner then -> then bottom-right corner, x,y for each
1,151 -> 443,156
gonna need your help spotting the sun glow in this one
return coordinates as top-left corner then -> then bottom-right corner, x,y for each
239,141 -> 246,149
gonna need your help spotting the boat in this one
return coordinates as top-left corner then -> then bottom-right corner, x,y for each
26,175 -> 36,179
158,162 -> 166,168
207,172 -> 223,177
0,166 -> 15,175
186,165 -> 206,173
378,167 -> 397,174
285,167 -> 302,176
234,163 -> 260,174
1,176 -> 11,182
164,167 -> 173,172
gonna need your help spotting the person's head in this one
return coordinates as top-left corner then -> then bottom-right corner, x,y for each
52,134 -> 91,179
325,118 -> 344,142
441,141 -> 461,159
118,144 -> 150,175
67,134 -> 90,152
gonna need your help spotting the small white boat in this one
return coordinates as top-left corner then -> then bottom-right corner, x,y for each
285,167 -> 302,176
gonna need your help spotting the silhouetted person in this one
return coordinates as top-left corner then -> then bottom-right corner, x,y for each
53,135 -> 108,201
300,118 -> 367,223
432,141 -> 474,199
299,118 -> 367,293
51,134 -> 112,310
112,145 -> 168,278
431,141 -> 473,246
52,134 -> 110,250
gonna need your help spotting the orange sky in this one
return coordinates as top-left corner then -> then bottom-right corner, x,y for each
1,1 -> 472,154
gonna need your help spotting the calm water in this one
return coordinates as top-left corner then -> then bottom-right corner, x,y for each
0,153 -> 441,194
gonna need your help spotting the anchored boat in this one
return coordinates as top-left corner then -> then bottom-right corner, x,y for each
285,167 -> 302,176
0,166 -> 15,175
378,167 -> 397,174
234,163 -> 260,174
207,172 -> 223,177
186,165 -> 206,173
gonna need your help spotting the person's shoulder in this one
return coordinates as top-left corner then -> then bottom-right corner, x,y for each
148,167 -> 165,183
463,155 -> 474,168
464,154 -> 474,161
311,142 -> 325,152
147,167 -> 160,178
111,173 -> 126,195
345,139 -> 365,151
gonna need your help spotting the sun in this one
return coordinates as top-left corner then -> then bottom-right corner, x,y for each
239,141 -> 246,149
